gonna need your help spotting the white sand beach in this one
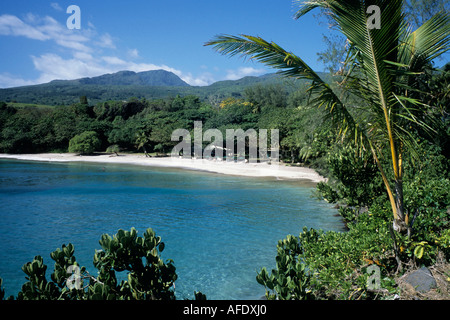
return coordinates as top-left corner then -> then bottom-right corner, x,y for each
0,153 -> 326,182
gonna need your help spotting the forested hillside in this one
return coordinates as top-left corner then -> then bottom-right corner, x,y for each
0,83 -> 321,161
0,70 -> 326,106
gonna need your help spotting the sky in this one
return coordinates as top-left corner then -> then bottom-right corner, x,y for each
0,0 -> 341,88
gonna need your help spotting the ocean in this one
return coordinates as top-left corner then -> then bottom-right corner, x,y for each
0,158 -> 345,300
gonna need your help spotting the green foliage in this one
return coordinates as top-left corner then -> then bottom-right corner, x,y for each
106,144 -> 120,155
93,228 -> 177,300
277,148 -> 449,299
405,177 -> 450,234
1,228 -> 204,300
206,0 -> 450,237
256,235 -> 314,300
243,84 -> 287,112
316,181 -> 340,205
0,23 -> 448,301
434,229 -> 450,258
398,142 -> 450,262
79,96 -> 88,105
0,70 -> 307,106
108,116 -> 139,150
317,145 -> 385,207
68,131 -> 101,155
0,83 -> 330,159
19,255 -> 60,300
400,174 -> 450,263
257,209 -> 399,300
278,104 -> 334,165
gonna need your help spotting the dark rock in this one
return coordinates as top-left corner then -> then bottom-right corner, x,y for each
403,267 -> 437,293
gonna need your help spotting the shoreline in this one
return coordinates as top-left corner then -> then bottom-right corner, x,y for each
0,153 -> 326,183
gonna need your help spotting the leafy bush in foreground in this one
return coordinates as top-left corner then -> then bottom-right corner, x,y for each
257,211 -> 398,300
0,228 -> 205,300
257,194 -> 450,300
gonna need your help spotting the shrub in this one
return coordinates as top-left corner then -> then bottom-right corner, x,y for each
316,145 -> 385,208
404,177 -> 450,238
256,235 -> 314,300
93,228 -> 177,300
1,227 -> 205,300
257,209 -> 399,300
106,144 -> 120,155
68,131 -> 101,155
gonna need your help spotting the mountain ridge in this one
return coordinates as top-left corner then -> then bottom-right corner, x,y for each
49,69 -> 190,87
0,69 -> 326,105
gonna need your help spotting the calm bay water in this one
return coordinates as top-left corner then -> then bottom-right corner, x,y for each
0,159 -> 344,300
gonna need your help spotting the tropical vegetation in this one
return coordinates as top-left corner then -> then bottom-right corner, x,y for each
0,0 -> 449,300
0,227 -> 205,300
207,0 -> 449,299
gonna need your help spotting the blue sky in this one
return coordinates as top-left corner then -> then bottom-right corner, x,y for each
0,0 -> 339,88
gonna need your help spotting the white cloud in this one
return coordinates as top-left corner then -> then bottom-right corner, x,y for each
0,13 -> 222,88
0,73 -> 37,88
181,72 -> 216,86
0,14 -> 91,52
127,48 -> 139,59
73,51 -> 94,61
102,56 -> 127,66
31,53 -> 110,83
225,67 -> 266,80
27,52 -> 198,86
50,3 -> 63,11
0,14 -> 49,40
96,33 -> 116,49
39,16 -> 92,52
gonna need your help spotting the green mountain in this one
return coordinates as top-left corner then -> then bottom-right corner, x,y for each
76,70 -> 190,87
0,69 -> 327,106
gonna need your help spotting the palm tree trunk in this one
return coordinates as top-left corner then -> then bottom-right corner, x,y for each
370,144 -> 408,234
393,179 -> 407,233
142,145 -> 149,157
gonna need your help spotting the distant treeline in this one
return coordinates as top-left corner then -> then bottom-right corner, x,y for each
0,83 -> 334,165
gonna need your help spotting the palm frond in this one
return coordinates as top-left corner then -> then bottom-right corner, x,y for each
206,0 -> 449,228
205,33 -> 368,149
205,34 -> 319,81
293,0 -> 331,20
398,11 -> 450,70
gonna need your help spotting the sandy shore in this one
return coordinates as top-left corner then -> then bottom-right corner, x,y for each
0,153 -> 326,182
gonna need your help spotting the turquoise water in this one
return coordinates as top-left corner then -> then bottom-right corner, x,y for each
0,159 -> 345,300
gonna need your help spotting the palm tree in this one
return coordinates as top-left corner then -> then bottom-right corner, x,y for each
205,0 -> 449,235
135,130 -> 150,157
